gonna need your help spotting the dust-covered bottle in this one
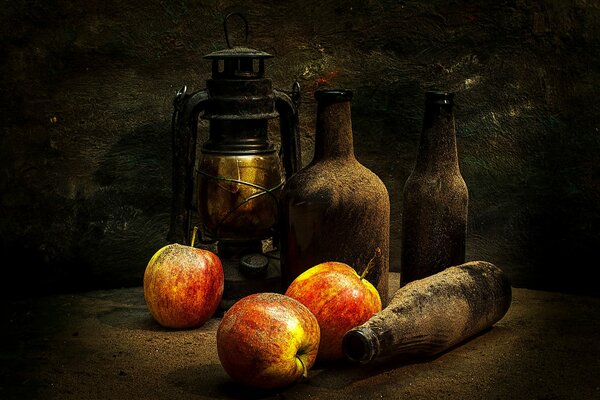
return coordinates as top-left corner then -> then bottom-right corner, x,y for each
342,261 -> 512,363
279,89 -> 391,304
400,90 -> 468,286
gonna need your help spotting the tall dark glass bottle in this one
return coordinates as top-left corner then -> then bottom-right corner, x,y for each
279,89 -> 390,304
400,91 -> 468,286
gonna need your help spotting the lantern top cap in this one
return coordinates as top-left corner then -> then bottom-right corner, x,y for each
204,13 -> 272,60
204,47 -> 273,60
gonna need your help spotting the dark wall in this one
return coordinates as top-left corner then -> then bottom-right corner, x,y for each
1,1 -> 598,297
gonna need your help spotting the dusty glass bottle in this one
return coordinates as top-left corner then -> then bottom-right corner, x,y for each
400,91 -> 468,286
279,89 -> 391,304
342,261 -> 512,363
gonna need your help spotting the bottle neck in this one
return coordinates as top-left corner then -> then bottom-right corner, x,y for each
415,103 -> 459,172
313,99 -> 356,161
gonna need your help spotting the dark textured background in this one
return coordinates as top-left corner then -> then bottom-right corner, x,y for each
1,0 -> 598,298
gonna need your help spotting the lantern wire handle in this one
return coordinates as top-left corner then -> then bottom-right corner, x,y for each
224,12 -> 249,49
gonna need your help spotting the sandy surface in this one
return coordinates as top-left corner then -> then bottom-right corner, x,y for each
2,273 -> 599,400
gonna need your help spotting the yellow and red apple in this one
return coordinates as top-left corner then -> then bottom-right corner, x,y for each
216,292 -> 320,389
143,242 -> 224,329
285,261 -> 382,361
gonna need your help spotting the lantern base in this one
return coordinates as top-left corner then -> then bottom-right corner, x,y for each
216,248 -> 282,314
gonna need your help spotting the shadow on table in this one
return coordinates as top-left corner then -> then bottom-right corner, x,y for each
166,364 -> 287,400
307,326 -> 496,389
96,305 -> 172,331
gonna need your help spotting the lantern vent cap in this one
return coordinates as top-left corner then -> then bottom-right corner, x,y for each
203,47 -> 273,60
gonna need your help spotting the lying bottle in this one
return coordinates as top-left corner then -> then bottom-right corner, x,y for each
342,261 -> 512,363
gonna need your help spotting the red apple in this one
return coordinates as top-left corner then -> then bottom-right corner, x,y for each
217,292 -> 320,389
284,258 -> 382,362
143,241 -> 224,329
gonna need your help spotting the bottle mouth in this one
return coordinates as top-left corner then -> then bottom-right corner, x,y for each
342,326 -> 379,363
314,89 -> 353,102
425,90 -> 454,105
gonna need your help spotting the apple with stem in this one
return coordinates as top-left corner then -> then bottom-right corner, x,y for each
284,248 -> 382,362
143,227 -> 224,329
217,292 -> 320,389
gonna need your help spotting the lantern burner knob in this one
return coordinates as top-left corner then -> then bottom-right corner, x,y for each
239,253 -> 269,277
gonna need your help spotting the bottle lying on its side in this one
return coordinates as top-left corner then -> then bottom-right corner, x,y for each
342,260 -> 512,363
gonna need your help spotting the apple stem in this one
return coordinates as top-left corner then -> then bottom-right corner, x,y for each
296,355 -> 308,379
190,226 -> 198,248
360,247 -> 381,280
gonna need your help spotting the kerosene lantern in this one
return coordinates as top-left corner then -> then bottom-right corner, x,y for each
167,13 -> 301,310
